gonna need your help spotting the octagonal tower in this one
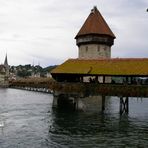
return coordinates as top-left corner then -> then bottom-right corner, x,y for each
75,6 -> 116,59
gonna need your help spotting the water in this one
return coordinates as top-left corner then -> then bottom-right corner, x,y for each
0,88 -> 148,148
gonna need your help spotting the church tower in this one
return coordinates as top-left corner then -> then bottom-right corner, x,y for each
4,54 -> 9,78
4,54 -> 8,67
75,6 -> 115,59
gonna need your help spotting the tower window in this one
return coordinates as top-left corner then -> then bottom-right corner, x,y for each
104,47 -> 107,51
86,46 -> 88,52
97,45 -> 100,52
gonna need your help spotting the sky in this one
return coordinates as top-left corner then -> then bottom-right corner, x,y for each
0,0 -> 148,67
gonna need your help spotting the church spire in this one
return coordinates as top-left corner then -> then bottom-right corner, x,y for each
4,54 -> 8,67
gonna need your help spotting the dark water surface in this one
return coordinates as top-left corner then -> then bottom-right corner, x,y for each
0,88 -> 148,148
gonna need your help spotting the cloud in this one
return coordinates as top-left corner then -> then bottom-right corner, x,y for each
0,0 -> 148,67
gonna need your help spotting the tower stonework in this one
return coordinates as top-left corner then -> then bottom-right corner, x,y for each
75,6 -> 115,59
78,44 -> 111,59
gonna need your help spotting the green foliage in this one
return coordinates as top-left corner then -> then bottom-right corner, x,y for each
17,70 -> 31,78
10,64 -> 57,78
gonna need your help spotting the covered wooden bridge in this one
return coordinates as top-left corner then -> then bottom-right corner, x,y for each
51,58 -> 148,114
51,58 -> 148,84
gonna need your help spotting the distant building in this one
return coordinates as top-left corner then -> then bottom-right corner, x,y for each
46,72 -> 52,78
31,72 -> 41,78
0,54 -> 9,87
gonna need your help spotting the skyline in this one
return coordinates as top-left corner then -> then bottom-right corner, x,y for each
0,0 -> 148,67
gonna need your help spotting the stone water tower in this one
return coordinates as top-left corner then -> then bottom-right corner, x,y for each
75,6 -> 115,59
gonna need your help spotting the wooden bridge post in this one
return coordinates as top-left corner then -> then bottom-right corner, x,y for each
125,97 -> 129,113
120,97 -> 129,114
102,95 -> 106,112
74,97 -> 78,110
103,76 -> 105,83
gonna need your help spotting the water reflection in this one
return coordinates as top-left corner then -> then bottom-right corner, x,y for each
46,108 -> 148,148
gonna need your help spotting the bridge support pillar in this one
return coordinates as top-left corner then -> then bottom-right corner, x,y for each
102,95 -> 106,112
120,97 -> 129,114
52,91 -> 59,108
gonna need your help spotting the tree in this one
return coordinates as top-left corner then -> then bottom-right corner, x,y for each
17,70 -> 31,78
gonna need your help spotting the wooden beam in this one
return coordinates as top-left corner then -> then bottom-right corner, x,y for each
102,95 -> 106,112
103,76 -> 105,83
120,97 -> 129,115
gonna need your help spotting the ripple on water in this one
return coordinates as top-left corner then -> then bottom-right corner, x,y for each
0,89 -> 148,148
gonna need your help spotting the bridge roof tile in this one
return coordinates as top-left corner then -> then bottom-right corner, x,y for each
51,58 -> 148,76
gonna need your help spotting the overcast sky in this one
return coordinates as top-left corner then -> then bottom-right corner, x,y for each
0,0 -> 148,67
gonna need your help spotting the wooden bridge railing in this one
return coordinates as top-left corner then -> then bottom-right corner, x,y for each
9,77 -> 55,89
9,78 -> 148,97
51,82 -> 148,97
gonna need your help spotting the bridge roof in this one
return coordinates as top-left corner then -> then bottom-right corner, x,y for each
75,6 -> 115,39
51,58 -> 148,76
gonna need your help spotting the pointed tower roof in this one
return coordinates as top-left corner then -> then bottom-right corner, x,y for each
4,54 -> 8,66
75,6 -> 115,39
